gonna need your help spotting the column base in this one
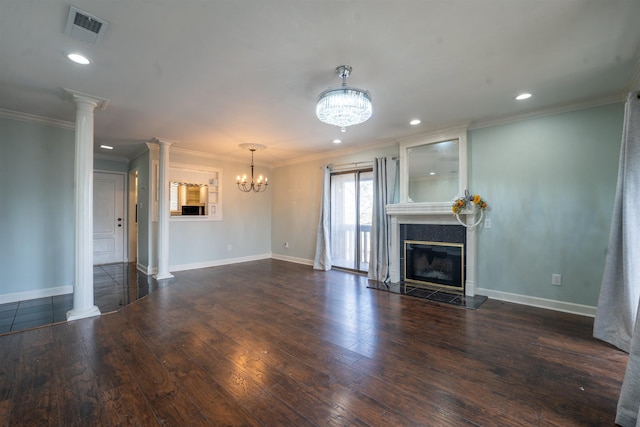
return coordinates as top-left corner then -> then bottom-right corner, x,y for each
154,272 -> 174,280
66,305 -> 101,321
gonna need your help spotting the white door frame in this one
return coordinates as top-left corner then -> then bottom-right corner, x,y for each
94,170 -> 128,264
128,168 -> 138,264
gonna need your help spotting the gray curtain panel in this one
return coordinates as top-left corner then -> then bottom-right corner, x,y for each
617,301 -> 640,426
368,157 -> 398,282
592,91 -> 640,426
594,91 -> 640,353
313,166 -> 332,271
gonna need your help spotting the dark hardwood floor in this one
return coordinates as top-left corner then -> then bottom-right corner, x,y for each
0,259 -> 628,426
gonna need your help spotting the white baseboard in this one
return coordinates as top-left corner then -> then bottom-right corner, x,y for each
476,288 -> 596,318
0,285 -> 73,305
170,253 -> 271,272
136,263 -> 153,275
270,253 -> 314,266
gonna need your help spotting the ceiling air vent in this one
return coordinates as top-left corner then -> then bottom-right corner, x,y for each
64,6 -> 109,45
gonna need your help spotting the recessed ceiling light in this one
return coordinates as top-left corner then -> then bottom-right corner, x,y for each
410,119 -> 421,125
515,92 -> 532,101
333,139 -> 342,144
67,53 -> 91,65
100,144 -> 113,150
429,172 -> 436,176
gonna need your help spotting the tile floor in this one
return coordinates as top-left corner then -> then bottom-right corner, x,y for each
0,263 -> 162,335
368,281 -> 488,309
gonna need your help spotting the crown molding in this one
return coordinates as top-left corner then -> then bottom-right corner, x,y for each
469,94 -> 625,131
272,138 -> 399,168
169,161 -> 221,173
0,108 -> 75,130
171,146 -> 276,169
170,146 -> 238,164
134,143 -> 271,168
393,122 -> 471,146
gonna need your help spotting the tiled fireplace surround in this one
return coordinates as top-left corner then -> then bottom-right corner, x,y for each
386,202 -> 478,296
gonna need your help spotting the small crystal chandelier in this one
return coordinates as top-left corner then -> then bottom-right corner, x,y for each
316,65 -> 372,132
237,143 -> 268,193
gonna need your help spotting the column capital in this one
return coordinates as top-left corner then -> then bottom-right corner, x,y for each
150,137 -> 178,147
63,88 -> 110,110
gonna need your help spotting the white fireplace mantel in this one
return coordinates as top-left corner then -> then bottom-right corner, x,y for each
386,202 -> 478,296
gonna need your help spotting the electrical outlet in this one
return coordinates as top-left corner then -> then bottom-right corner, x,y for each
552,274 -> 562,286
484,218 -> 492,228
227,244 -> 232,251
284,242 -> 289,249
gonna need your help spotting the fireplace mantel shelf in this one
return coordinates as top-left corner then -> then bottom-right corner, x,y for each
386,202 -> 475,216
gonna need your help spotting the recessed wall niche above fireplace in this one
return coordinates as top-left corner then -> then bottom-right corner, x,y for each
405,240 -> 465,294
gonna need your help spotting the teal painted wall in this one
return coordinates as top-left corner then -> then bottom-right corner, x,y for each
469,103 -> 624,306
0,117 -> 75,295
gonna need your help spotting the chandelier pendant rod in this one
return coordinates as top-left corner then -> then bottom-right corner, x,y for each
249,149 -> 256,187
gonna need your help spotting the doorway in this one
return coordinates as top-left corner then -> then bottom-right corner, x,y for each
93,171 -> 126,265
330,169 -> 373,272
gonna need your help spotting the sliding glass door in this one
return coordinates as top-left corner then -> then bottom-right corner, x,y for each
330,170 -> 373,272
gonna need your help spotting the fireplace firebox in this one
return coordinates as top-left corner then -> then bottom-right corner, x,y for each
404,240 -> 465,294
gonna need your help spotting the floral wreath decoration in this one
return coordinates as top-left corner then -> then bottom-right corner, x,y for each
452,190 -> 488,228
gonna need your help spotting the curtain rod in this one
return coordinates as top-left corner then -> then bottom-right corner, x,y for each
329,156 -> 397,170
329,161 -> 372,169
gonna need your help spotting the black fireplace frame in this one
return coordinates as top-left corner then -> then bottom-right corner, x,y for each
404,240 -> 465,294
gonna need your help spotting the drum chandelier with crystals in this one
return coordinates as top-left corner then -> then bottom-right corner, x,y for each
316,65 -> 372,131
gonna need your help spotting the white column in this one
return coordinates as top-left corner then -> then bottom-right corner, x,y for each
65,89 -> 109,321
153,138 -> 174,280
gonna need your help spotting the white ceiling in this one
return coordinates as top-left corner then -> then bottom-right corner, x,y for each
1,1 -> 639,166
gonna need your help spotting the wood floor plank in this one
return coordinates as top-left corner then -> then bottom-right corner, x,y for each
174,329 -> 319,426
0,331 -> 23,425
100,383 -> 158,427
9,327 -> 58,426
0,399 -> 10,426
84,314 -> 160,426
112,326 -> 211,426
52,320 -> 110,427
130,317 -> 264,426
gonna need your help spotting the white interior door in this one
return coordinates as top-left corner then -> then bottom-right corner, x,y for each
94,172 -> 125,265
